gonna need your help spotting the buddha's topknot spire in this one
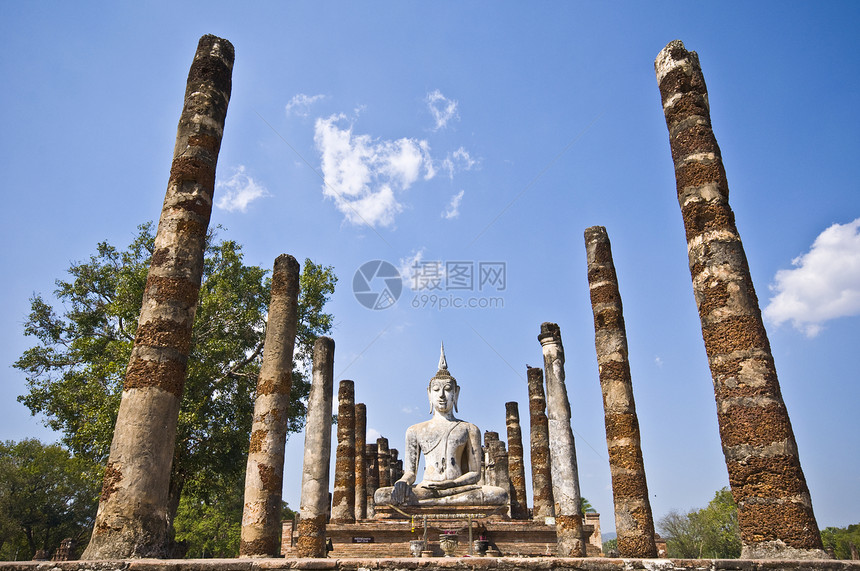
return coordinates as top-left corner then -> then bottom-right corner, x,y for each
438,341 -> 448,371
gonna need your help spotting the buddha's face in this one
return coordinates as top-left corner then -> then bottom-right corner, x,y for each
428,378 -> 459,414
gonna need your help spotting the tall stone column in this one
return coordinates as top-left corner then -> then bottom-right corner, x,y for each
539,322 -> 585,557
584,227 -> 657,558
483,431 -> 500,486
240,254 -> 301,556
377,437 -> 391,488
82,35 -> 234,560
330,380 -> 356,524
296,337 -> 335,558
365,443 -> 379,518
354,403 -> 367,521
505,402 -> 529,520
489,440 -> 511,501
655,40 -> 826,560
527,366 -> 555,521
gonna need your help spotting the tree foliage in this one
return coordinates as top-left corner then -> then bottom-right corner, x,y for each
0,439 -> 99,560
14,223 -> 337,555
657,487 -> 741,559
821,523 -> 860,560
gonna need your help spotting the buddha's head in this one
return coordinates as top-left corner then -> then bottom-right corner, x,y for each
428,342 -> 459,414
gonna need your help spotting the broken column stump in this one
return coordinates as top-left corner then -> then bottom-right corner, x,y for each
655,40 -> 827,560
527,366 -> 555,522
297,337 -> 335,558
330,380 -> 356,524
539,322 -> 585,557
377,437 -> 391,489
505,401 -> 530,520
82,34 -> 234,560
584,226 -> 657,558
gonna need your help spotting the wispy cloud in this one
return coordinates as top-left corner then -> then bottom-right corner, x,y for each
215,166 -> 269,212
366,428 -> 382,442
426,89 -> 459,131
442,190 -> 465,220
763,218 -> 860,337
285,93 -> 325,117
442,147 -> 478,179
314,114 -> 435,228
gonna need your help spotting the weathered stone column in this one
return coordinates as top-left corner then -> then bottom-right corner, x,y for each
505,402 -> 529,520
584,227 -> 657,558
296,337 -> 335,558
483,431 -> 500,486
377,437 -> 391,489
365,443 -> 379,518
655,40 -> 827,560
330,380 -> 356,524
240,254 -> 301,556
526,366 -> 555,521
82,35 -> 234,560
539,322 -> 585,557
389,448 -> 400,483
489,440 -> 511,501
354,403 -> 367,521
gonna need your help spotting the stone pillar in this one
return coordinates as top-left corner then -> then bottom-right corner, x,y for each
354,403 -> 367,521
489,440 -> 511,500
584,227 -> 657,558
377,437 -> 391,489
655,40 -> 826,560
483,431 -> 500,486
240,254 -> 301,556
526,366 -> 555,521
389,448 -> 400,483
505,402 -> 529,520
81,35 -> 234,560
365,443 -> 379,518
330,380 -> 356,524
539,322 -> 585,557
296,337 -> 335,557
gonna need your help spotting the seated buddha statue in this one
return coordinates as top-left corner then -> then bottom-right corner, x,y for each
373,345 -> 509,508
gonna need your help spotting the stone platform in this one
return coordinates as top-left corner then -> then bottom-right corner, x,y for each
282,517 -> 602,558
1,557 -> 859,571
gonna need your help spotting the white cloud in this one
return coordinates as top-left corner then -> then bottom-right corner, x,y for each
442,190 -> 465,220
285,93 -> 325,117
763,218 -> 860,337
655,356 -> 664,368
442,147 -> 478,179
426,89 -> 459,131
314,114 -> 435,227
366,428 -> 382,442
214,166 -> 269,212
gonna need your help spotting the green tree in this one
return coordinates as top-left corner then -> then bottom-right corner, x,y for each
821,523 -> 860,560
657,487 -> 740,559
602,538 -> 618,556
14,223 -> 336,555
0,439 -> 99,560
581,496 -> 597,515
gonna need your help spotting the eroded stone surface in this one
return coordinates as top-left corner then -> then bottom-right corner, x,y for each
539,323 -> 585,557
504,402 -> 529,520
655,40 -> 826,559
241,254 -> 301,557
526,366 -> 555,521
82,34 -> 234,560
331,381 -> 356,524
585,226 -> 657,559
297,337 -> 335,557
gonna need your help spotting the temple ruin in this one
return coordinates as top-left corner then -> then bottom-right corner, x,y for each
29,31 -> 845,570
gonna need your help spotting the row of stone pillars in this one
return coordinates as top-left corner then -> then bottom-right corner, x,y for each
80,33 -> 826,562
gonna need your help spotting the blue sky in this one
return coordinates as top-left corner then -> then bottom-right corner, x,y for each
2,3 -> 859,535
